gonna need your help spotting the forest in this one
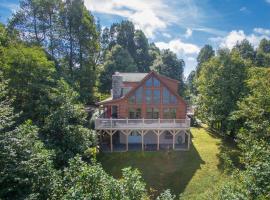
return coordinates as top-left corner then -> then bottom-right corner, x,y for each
0,0 -> 269,199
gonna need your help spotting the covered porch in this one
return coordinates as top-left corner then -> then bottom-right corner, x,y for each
97,129 -> 190,152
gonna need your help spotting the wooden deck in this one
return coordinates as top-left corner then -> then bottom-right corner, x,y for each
95,118 -> 191,130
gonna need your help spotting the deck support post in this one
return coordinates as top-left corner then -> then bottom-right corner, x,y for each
187,131 -> 190,150
126,132 -> 128,151
110,132 -> 113,152
140,131 -> 145,151
172,130 -> 175,150
157,130 -> 160,151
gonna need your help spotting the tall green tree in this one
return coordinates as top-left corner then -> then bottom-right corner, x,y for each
196,44 -> 214,74
134,30 -> 151,72
42,80 -> 97,166
10,0 -> 100,103
218,68 -> 270,199
99,45 -> 137,92
232,39 -> 255,61
197,49 -> 248,134
152,49 -> 185,95
3,44 -> 56,122
255,38 -> 270,67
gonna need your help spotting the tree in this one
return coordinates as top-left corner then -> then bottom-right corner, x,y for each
185,70 -> 197,103
197,49 -> 248,134
51,156 -> 148,200
0,121 -> 57,199
232,39 -> 255,61
42,80 -> 97,167
218,68 -> 270,199
10,0 -> 100,103
3,44 -> 56,122
255,38 -> 270,67
99,45 -> 137,93
134,30 -> 151,72
196,44 -> 214,74
152,49 -> 185,95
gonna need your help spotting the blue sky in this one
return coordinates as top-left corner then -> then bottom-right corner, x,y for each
1,0 -> 270,76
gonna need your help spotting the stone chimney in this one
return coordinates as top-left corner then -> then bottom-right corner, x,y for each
112,72 -> 123,99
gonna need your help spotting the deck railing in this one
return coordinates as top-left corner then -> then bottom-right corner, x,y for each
95,118 -> 190,129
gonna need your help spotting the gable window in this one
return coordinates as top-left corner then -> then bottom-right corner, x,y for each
135,87 -> 143,104
153,89 -> 160,104
170,95 -> 177,104
145,77 -> 152,87
163,88 -> 170,104
128,95 -> 135,104
153,77 -> 160,87
146,89 -> 152,104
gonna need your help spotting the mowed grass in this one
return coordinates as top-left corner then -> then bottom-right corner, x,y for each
97,127 -> 231,199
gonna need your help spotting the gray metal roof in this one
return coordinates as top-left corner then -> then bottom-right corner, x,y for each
119,73 -> 148,82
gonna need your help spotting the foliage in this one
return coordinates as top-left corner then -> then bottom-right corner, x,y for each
10,0 -> 99,103
216,68 -> 270,199
152,49 -> 185,95
42,80 -> 97,166
156,190 -> 176,200
197,49 -> 248,135
51,156 -> 148,200
0,121 -> 57,199
99,44 -> 137,92
196,44 -> 214,74
255,38 -> 270,67
2,44 -> 56,122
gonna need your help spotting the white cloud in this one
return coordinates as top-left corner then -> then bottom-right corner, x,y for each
85,0 -> 211,38
85,0 -> 177,38
155,39 -> 200,55
184,28 -> 193,38
253,28 -> 270,35
162,33 -> 172,38
155,39 -> 200,76
209,29 -> 270,49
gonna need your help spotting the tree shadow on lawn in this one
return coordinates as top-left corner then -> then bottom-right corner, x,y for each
97,135 -> 205,198
205,127 -> 243,172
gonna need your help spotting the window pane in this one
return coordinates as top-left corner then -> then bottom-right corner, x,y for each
145,77 -> 152,87
170,108 -> 176,118
153,89 -> 160,104
135,87 -> 143,104
146,89 -> 152,104
170,95 -> 177,104
136,108 -> 142,118
129,108 -> 135,118
146,108 -> 152,118
153,108 -> 159,119
153,77 -> 160,87
163,108 -> 170,119
163,88 -> 170,104
129,95 -> 135,104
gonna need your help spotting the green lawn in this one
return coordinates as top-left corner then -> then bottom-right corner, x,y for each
97,127 -> 231,199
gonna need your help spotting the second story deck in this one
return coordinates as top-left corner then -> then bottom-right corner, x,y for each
95,118 -> 191,130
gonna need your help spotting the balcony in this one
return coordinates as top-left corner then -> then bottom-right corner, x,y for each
95,118 -> 190,130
